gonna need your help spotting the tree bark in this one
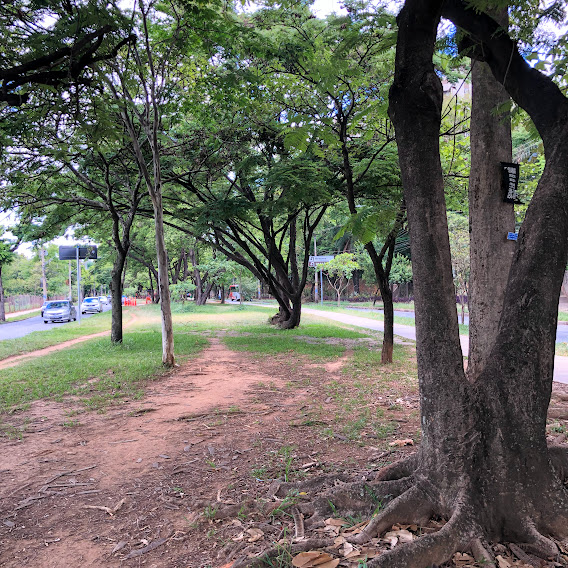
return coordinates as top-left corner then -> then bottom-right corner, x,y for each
467,7 -> 515,378
110,251 -> 126,343
365,1 -> 568,565
151,193 -> 175,366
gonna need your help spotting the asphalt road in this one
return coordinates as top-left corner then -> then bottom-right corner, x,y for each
300,306 -> 568,385
348,307 -> 568,343
0,304 -> 112,341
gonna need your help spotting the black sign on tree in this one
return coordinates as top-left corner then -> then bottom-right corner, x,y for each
501,162 -> 522,204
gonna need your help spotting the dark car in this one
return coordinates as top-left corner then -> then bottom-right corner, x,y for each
43,300 -> 77,323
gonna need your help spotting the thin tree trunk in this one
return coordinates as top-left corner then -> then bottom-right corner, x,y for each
151,194 -> 175,366
110,252 -> 126,344
0,266 -> 5,322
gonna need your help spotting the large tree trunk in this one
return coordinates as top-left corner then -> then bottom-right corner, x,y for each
345,1 -> 568,566
195,282 -> 213,306
275,296 -> 302,330
467,8 -> 515,378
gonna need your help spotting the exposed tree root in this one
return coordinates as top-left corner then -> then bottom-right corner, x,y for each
349,484 -> 434,545
374,452 -> 418,481
220,447 -> 568,568
521,523 -> 559,560
230,538 -> 334,568
549,445 -> 568,482
470,538 -> 496,566
366,504 -> 473,568
268,472 -> 364,499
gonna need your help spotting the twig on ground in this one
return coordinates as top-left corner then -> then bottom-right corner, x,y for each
124,537 -> 168,559
82,497 -> 126,516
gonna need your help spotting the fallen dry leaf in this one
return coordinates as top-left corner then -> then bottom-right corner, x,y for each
332,535 -> 346,548
292,551 -> 339,568
496,555 -> 512,568
384,529 -> 414,544
324,518 -> 346,527
246,528 -> 264,542
453,552 -> 476,566
341,541 -> 354,557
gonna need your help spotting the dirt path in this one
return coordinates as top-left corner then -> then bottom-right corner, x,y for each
0,313 -> 139,370
1,332 -> 566,568
0,336 -> 368,567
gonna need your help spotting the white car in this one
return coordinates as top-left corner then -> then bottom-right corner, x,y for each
99,296 -> 108,305
81,297 -> 102,314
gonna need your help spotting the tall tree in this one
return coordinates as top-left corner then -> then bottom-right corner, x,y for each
100,0 -> 185,365
3,122 -> 147,343
254,4 -> 404,359
342,0 -> 568,565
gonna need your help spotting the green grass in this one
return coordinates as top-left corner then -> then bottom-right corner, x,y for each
556,343 -> 568,356
2,310 -> 41,323
224,334 -> 345,360
221,313 -> 373,360
233,322 -> 370,339
0,330 -> 208,412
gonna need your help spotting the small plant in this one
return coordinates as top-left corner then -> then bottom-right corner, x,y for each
374,421 -> 397,440
61,419 -> 81,428
203,505 -> 218,520
260,542 -> 293,567
277,445 -> 296,482
271,490 -> 301,518
205,458 -> 216,469
252,466 -> 267,479
343,513 -> 364,527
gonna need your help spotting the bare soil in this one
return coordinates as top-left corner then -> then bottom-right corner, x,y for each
0,335 -> 567,568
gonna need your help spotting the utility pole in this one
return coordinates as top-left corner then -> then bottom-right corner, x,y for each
76,246 -> 82,324
314,236 -> 318,303
41,246 -> 48,302
68,261 -> 72,301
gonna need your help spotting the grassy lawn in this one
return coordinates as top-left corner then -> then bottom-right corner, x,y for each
0,310 -> 115,361
223,321 -> 371,361
2,310 -> 41,323
0,303 -> 409,426
0,330 -> 208,414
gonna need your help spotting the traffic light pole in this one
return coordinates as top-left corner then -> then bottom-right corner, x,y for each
76,246 -> 81,324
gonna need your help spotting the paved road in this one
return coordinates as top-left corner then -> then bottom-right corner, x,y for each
300,307 -> 568,385
0,304 -> 112,341
347,307 -> 568,343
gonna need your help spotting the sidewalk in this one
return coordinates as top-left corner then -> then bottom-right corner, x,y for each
5,308 -> 39,319
299,307 -> 568,385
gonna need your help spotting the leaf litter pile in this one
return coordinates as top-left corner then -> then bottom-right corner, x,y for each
0,332 -> 567,568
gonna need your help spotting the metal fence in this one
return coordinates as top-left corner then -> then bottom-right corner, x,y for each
4,294 -> 66,313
